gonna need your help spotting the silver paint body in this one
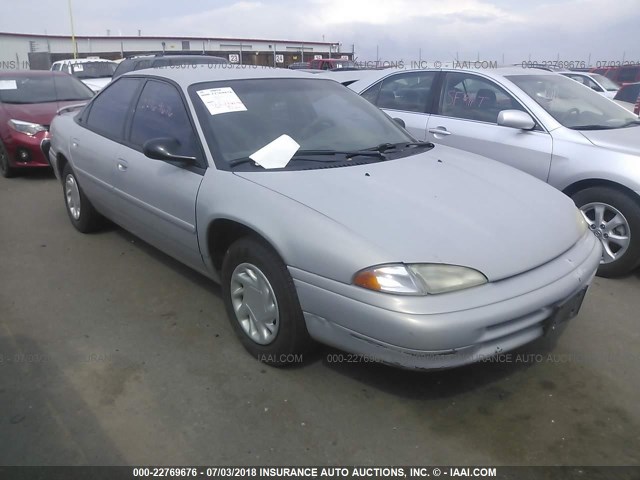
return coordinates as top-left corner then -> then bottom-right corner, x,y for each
49,67 -> 601,369
347,67 -> 640,201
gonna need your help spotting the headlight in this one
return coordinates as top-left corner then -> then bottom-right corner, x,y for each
576,208 -> 589,234
353,263 -> 487,295
8,119 -> 47,136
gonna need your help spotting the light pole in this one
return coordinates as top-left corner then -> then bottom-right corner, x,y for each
67,0 -> 77,59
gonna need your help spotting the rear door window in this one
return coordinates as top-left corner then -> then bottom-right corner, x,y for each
85,78 -> 142,140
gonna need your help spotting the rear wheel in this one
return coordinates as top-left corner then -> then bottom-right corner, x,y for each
62,163 -> 103,233
0,141 -> 15,178
572,186 -> 640,277
221,237 -> 312,366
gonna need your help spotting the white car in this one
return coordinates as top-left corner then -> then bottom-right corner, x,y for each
50,58 -> 117,93
560,71 -> 620,99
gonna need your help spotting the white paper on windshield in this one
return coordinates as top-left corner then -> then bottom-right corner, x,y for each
0,80 -> 17,90
196,87 -> 247,115
249,134 -> 300,169
73,64 -> 84,72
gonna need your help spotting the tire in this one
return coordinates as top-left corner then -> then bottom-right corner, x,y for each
0,141 -> 15,178
62,163 -> 103,233
572,186 -> 640,278
221,236 -> 313,366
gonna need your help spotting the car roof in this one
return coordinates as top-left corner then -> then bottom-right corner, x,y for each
122,64 -> 320,86
53,58 -> 115,64
0,70 -> 73,78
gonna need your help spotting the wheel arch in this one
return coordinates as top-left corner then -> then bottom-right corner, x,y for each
562,178 -> 640,205
55,152 -> 69,183
205,218 -> 283,274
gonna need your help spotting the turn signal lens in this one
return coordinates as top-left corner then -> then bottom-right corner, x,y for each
353,264 -> 421,294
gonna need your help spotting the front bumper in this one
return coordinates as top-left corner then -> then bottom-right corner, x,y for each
2,131 -> 51,169
291,231 -> 601,370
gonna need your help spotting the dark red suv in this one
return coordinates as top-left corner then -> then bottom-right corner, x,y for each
0,70 -> 93,177
604,65 -> 640,85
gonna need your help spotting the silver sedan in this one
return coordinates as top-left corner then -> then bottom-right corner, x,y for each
48,66 -> 600,369
347,67 -> 640,277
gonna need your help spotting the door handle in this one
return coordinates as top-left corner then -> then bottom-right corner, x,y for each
428,127 -> 452,136
117,161 -> 128,172
71,140 -> 79,148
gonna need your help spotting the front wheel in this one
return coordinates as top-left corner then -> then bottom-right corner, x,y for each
221,237 -> 312,366
62,163 -> 103,233
572,186 -> 640,277
0,141 -> 15,178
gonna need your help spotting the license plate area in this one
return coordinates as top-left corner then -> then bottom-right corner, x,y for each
544,287 -> 588,335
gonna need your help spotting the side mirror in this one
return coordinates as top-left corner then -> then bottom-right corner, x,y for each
497,110 -> 536,130
393,117 -> 406,128
142,137 -> 196,163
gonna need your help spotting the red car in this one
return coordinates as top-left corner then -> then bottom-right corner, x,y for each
0,70 -> 94,177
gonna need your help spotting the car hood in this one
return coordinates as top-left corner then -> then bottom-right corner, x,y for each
0,100 -> 85,126
234,146 -> 584,281
80,77 -> 111,92
579,126 -> 640,155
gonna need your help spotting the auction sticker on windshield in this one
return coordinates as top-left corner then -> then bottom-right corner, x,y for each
196,87 -> 247,115
0,80 -> 17,90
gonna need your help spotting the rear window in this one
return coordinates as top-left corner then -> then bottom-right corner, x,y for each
113,60 -> 137,79
0,74 -> 94,104
614,84 -> 640,103
616,67 -> 640,83
152,57 -> 228,68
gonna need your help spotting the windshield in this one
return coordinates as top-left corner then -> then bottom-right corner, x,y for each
332,61 -> 357,69
0,74 -> 94,104
70,62 -> 117,79
590,73 -> 620,91
507,74 -> 637,129
189,78 -> 413,167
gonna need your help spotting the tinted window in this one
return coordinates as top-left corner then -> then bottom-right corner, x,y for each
439,72 -> 524,124
85,78 -> 140,139
617,67 -> 640,83
133,59 -> 153,71
112,60 -> 137,79
376,72 -> 436,113
361,81 -> 382,104
614,84 -> 640,103
70,61 -> 117,79
129,80 -> 197,157
0,74 -> 94,104
152,57 -> 228,68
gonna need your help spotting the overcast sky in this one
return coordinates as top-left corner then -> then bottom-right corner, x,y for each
1,0 -> 638,63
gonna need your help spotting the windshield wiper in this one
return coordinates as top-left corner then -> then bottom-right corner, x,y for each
229,149 -> 386,168
366,141 -> 434,152
621,119 -> 640,128
572,125 -> 617,130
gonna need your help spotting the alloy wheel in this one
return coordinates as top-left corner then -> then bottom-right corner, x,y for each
580,202 -> 631,264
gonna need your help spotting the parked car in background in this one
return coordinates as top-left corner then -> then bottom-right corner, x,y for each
50,57 -> 117,93
589,67 -> 613,76
0,70 -> 93,177
287,62 -> 310,70
348,67 -> 640,277
613,82 -> 640,114
561,71 -> 620,98
308,58 -> 358,70
48,66 -> 600,369
604,65 -> 640,85
112,53 -> 229,79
